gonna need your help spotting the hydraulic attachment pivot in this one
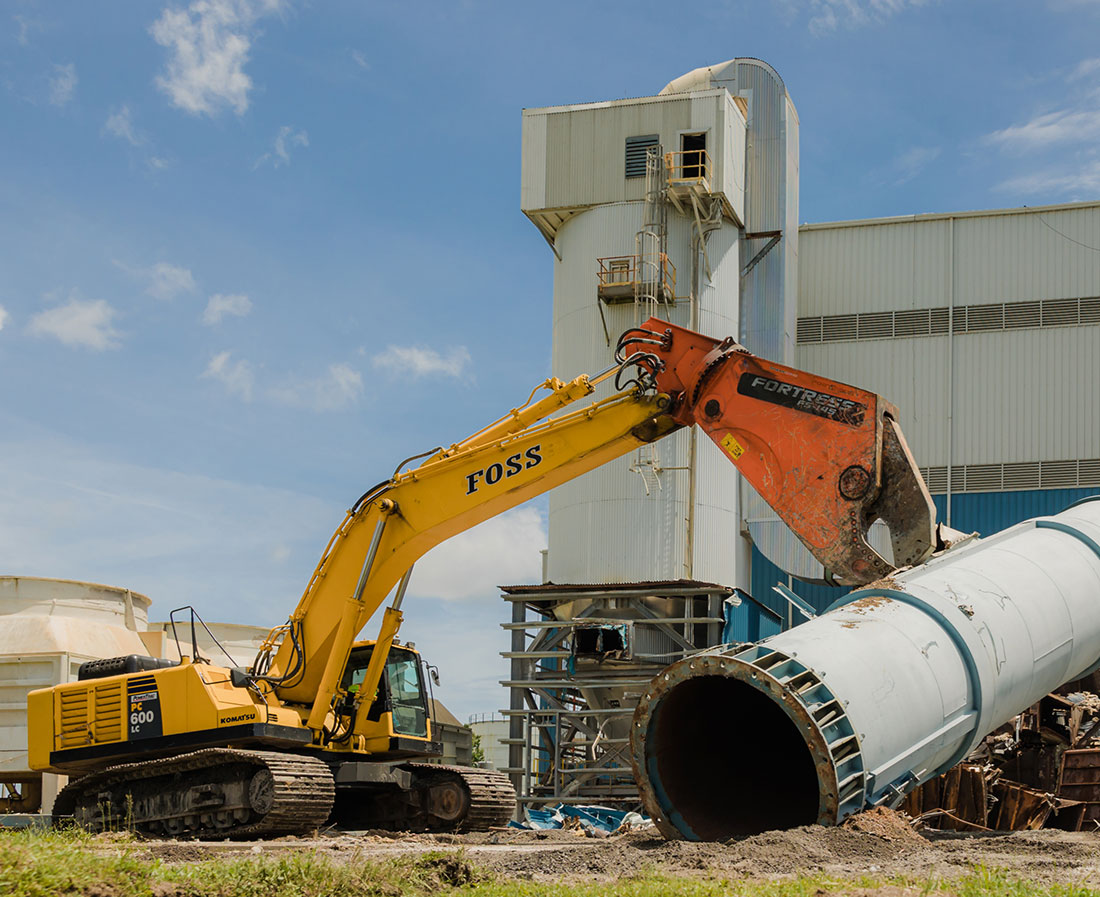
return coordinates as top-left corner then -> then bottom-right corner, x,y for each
618,320 -> 938,586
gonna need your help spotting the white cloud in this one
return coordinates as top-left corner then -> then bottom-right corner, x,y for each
269,363 -> 363,411
203,350 -> 255,400
255,125 -> 309,168
115,260 -> 195,300
995,159 -> 1100,197
1069,58 -> 1100,82
28,297 -> 122,350
150,0 -> 284,117
986,57 -> 1100,153
0,306 -> 8,331
887,145 -> 940,186
14,15 -> 38,47
149,262 -> 196,300
409,508 -> 546,601
49,63 -> 77,106
103,105 -> 145,146
806,0 -> 928,34
351,50 -> 369,70
372,344 -> 472,379
203,293 -> 253,324
986,107 -> 1100,151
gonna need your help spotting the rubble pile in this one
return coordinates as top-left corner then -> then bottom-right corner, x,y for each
903,677 -> 1100,831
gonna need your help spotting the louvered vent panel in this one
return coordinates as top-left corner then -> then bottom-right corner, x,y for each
964,464 -> 1003,492
1002,462 -> 1041,490
624,135 -> 659,179
821,314 -> 858,342
1041,460 -> 1078,488
857,312 -> 893,340
1081,459 -> 1100,486
952,307 -> 967,333
919,460 -> 1100,494
922,466 -> 948,494
796,317 -> 823,344
966,304 -> 1005,332
797,296 -> 1099,344
1005,301 -> 1041,329
1042,298 -> 1079,327
929,308 -> 951,335
59,690 -> 89,748
894,309 -> 930,337
1081,298 -> 1100,325
949,467 -> 966,493
93,682 -> 123,744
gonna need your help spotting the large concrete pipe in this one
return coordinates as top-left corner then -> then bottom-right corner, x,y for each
631,497 -> 1100,840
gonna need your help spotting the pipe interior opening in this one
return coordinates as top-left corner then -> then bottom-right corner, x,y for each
648,675 -> 822,840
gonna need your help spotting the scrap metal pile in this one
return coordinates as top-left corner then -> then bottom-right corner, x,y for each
904,676 -> 1100,831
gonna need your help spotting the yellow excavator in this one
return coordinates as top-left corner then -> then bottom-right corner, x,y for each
27,317 -> 940,837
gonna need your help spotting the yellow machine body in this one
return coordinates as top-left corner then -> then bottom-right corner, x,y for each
28,640 -> 435,774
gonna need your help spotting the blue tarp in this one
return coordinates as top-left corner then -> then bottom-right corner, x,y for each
510,803 -> 651,835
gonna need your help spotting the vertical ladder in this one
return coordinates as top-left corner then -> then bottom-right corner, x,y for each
630,145 -> 669,493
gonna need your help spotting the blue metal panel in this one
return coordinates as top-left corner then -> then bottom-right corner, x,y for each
744,487 -> 1100,633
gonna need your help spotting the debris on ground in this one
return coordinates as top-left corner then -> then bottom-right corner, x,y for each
902,677 -> 1100,832
511,803 -> 653,836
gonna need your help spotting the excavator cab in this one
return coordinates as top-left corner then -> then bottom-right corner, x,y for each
337,641 -> 438,757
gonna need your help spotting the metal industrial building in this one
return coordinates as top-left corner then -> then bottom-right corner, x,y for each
505,57 -> 1100,809
745,200 -> 1100,637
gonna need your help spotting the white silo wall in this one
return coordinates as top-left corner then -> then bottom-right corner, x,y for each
546,203 -> 743,585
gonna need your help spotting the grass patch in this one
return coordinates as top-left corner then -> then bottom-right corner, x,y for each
2,828 -> 1099,897
0,827 -> 153,897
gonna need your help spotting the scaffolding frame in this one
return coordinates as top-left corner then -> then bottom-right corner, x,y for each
500,581 -> 733,808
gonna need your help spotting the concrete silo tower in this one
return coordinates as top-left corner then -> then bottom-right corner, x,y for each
521,58 -> 798,587
505,60 -> 799,808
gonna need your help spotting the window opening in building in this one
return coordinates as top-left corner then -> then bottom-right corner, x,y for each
680,133 -> 707,180
625,134 -> 659,179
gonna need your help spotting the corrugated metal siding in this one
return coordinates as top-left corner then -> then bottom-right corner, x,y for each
796,322 -> 1100,468
953,205 -> 1100,304
738,59 -> 797,366
800,218 -> 952,316
738,60 -> 786,234
952,326 -> 1100,464
721,93 -> 746,224
799,204 -> 1100,318
520,111 -> 547,211
742,487 -> 1100,639
541,100 -> 692,211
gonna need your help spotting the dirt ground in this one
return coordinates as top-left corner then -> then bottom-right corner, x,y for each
129,810 -> 1100,885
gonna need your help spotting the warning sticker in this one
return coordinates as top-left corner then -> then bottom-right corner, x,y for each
721,433 -> 745,460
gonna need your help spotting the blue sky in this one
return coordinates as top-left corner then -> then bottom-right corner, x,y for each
2,0 -> 1097,719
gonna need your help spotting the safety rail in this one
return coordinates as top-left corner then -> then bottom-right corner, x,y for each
595,253 -> 677,305
664,148 -> 713,190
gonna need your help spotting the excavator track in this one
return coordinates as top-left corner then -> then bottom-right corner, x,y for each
402,762 -> 516,832
53,749 -> 334,839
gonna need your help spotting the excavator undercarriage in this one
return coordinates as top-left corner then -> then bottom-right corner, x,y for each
53,749 -> 514,838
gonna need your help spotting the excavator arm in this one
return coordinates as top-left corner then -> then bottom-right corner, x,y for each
258,317 -> 939,738
618,319 -> 938,586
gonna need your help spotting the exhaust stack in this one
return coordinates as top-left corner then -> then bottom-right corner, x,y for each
631,497 -> 1100,840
